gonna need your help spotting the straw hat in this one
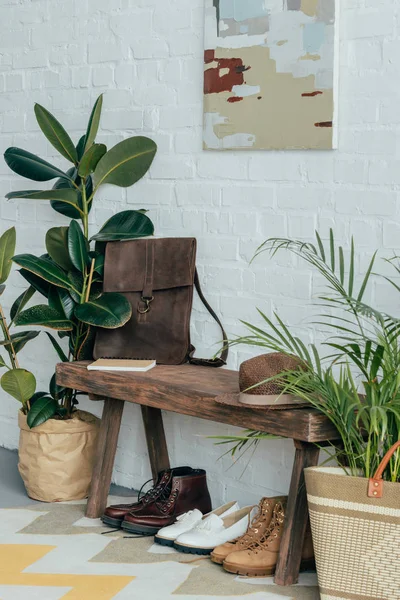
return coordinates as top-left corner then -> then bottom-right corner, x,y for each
239,352 -> 304,407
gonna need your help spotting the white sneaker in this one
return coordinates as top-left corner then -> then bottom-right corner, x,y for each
154,501 -> 239,547
173,505 -> 255,555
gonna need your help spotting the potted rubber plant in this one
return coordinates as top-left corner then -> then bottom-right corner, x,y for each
218,231 -> 400,599
3,94 -> 157,501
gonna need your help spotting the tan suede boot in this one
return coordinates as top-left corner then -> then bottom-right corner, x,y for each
210,496 -> 286,565
223,501 -> 315,577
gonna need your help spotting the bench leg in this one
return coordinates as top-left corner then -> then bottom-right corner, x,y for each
86,398 -> 124,518
274,440 -> 319,586
141,406 -> 170,482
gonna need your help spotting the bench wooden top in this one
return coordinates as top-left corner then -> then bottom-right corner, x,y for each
56,361 -> 339,443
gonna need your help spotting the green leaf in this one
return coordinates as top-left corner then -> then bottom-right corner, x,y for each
76,135 -> 86,161
84,94 -> 103,152
357,251 -> 377,302
49,372 -> 65,401
34,104 -> 78,164
91,210 -> 154,242
46,227 -> 75,271
45,332 -> 68,362
0,227 -> 16,284
329,228 -> 335,272
18,269 -> 50,299
6,189 -> 81,215
10,287 -> 36,322
1,369 -> 36,404
0,355 -> 7,368
0,330 -> 41,354
74,292 -> 132,328
68,271 -> 83,303
348,237 -> 355,297
93,136 -> 157,189
56,288 -> 76,319
0,285 -> 5,296
78,143 -> 107,177
90,251 -> 104,276
4,147 -> 72,182
13,254 -> 74,291
50,168 -> 91,219
27,395 -> 58,428
14,305 -> 73,331
68,221 -> 89,273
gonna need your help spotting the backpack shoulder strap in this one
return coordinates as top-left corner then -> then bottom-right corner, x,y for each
188,269 -> 229,368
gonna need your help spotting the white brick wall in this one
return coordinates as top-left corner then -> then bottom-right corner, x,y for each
0,0 -> 399,507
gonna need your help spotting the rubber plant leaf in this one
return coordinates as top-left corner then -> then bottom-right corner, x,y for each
45,227 -> 75,272
45,332 -> 69,362
50,168 -> 92,219
74,292 -> 132,329
76,135 -> 86,161
91,210 -> 154,242
0,330 -> 41,354
93,136 -> 157,188
14,305 -> 74,331
27,396 -> 58,428
1,369 -> 36,405
0,227 -> 16,284
84,94 -> 103,152
34,104 -> 78,164
12,254 -> 74,291
6,189 -> 81,216
4,147 -> 73,182
18,269 -> 50,299
49,372 -> 65,400
78,143 -> 107,177
10,287 -> 36,323
68,220 -> 90,273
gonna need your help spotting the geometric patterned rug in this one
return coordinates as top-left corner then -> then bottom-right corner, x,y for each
0,495 -> 320,599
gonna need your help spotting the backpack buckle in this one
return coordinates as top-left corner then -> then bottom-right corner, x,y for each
138,296 -> 154,314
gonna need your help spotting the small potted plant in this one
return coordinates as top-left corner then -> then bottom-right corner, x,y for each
218,230 -> 400,599
3,94 -> 157,501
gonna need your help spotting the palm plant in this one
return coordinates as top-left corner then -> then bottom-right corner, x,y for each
222,230 -> 400,482
3,95 -> 157,426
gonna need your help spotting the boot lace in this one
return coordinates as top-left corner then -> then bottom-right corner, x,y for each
234,499 -> 275,548
246,502 -> 286,554
137,471 -> 171,505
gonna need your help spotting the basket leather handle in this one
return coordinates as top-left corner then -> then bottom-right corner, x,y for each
367,440 -> 400,498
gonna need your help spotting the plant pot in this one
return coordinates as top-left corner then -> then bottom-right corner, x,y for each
304,465 -> 400,600
18,409 -> 100,502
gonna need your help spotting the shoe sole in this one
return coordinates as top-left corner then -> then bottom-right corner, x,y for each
173,541 -> 214,555
223,558 -> 316,577
101,515 -> 123,528
121,521 -> 160,535
154,535 -> 175,547
210,553 -> 225,565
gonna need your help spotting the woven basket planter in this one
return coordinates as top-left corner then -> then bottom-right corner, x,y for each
305,445 -> 400,600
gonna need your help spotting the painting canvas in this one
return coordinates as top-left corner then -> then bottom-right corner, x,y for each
203,0 -> 338,150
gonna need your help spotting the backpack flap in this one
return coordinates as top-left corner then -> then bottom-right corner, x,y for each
94,238 -> 197,364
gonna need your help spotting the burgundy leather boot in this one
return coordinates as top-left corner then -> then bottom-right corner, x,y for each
102,468 -> 192,528
121,468 -> 212,534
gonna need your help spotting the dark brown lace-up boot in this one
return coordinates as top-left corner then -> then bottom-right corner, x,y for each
210,496 -> 286,565
121,468 -> 212,534
102,467 -> 192,528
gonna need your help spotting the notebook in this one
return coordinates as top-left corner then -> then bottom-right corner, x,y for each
87,359 -> 156,372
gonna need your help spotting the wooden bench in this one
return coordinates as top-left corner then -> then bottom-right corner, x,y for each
57,361 -> 338,586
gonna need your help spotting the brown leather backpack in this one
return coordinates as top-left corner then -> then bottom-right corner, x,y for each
93,237 -> 228,367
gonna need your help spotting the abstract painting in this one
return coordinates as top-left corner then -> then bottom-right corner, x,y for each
203,0 -> 338,150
